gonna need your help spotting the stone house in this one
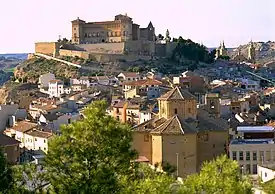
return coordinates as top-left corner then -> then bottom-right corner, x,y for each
0,133 -> 20,164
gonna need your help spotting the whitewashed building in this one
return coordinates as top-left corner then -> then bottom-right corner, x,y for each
48,80 -> 64,98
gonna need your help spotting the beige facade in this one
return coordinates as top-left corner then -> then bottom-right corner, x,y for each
229,140 -> 275,174
132,87 -> 229,177
35,42 -> 61,57
71,14 -> 155,44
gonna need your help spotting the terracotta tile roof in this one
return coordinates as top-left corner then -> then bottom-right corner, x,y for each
119,72 -> 140,78
158,86 -> 196,101
26,130 -> 53,139
151,116 -> 198,135
265,122 -> 275,127
0,134 -> 20,146
123,79 -> 162,86
133,117 -> 166,132
197,109 -> 229,131
135,156 -> 149,163
31,104 -> 58,111
113,101 -> 126,108
11,121 -> 37,133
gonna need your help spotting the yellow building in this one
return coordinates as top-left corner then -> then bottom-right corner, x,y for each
132,87 -> 229,177
72,14 -> 155,44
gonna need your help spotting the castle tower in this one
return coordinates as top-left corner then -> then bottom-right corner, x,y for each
205,93 -> 221,118
71,17 -> 86,44
165,29 -> 171,43
219,40 -> 228,56
248,40 -> 256,63
158,87 -> 197,121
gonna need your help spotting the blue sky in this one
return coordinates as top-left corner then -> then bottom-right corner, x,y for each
1,0 -> 275,53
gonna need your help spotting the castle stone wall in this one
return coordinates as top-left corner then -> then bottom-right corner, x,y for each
59,49 -> 90,59
90,53 -> 151,62
35,42 -> 61,57
77,43 -> 125,54
155,44 -> 166,56
165,42 -> 177,57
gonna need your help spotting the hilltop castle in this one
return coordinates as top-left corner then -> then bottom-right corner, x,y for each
34,14 -> 177,62
71,14 -> 155,44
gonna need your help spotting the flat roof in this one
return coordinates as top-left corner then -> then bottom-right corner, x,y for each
230,138 -> 275,145
237,126 -> 274,133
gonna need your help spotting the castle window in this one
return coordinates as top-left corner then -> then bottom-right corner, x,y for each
84,33 -> 87,38
174,108 -> 178,114
144,134 -> 149,142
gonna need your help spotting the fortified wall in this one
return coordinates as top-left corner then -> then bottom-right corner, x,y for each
34,41 -> 177,62
35,42 -> 61,57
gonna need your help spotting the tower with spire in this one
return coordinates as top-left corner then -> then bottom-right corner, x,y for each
165,29 -> 171,43
248,40 -> 256,63
215,40 -> 228,59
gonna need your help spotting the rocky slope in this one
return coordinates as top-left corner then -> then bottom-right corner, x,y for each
229,41 -> 275,64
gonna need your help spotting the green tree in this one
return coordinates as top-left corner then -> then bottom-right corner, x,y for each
44,101 -> 137,193
261,179 -> 275,194
121,163 -> 178,194
158,34 -> 164,40
171,37 -> 215,64
0,149 -> 13,193
179,155 -> 253,194
11,163 -> 46,193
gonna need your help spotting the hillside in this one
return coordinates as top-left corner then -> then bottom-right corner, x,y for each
14,57 -> 81,84
229,41 -> 275,64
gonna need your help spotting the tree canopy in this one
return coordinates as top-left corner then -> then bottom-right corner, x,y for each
0,149 -> 13,193
44,100 -> 137,193
179,155 -> 253,194
171,37 -> 215,65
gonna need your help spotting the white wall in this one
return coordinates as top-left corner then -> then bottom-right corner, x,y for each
258,165 -> 275,183
139,112 -> 152,124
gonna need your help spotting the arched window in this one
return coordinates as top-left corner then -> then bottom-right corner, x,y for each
174,108 -> 178,114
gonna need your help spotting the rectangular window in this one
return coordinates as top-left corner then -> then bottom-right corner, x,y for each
253,151 -> 257,161
246,151 -> 250,161
144,134 -> 149,142
239,151 -> 243,161
246,164 -> 251,174
260,151 -> 264,162
232,151 -> 237,160
252,164 -> 257,174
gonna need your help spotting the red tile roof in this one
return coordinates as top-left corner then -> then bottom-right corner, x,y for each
123,79 -> 162,86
